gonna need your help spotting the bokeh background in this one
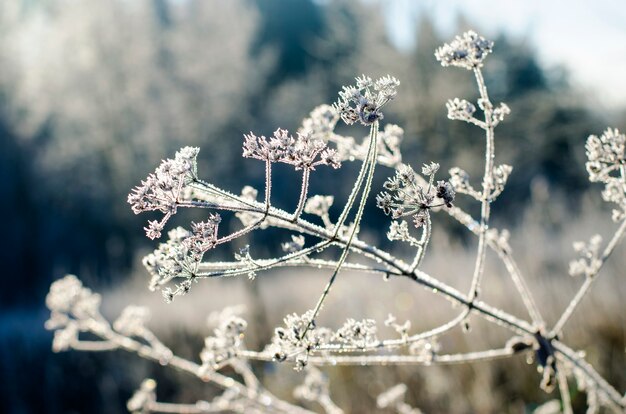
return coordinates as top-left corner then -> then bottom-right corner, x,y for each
1,0 -> 626,413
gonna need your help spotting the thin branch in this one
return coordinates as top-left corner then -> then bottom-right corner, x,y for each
182,183 -> 538,338
556,362 -> 573,414
551,218 -> 626,336
467,67 -> 495,304
312,310 -> 470,353
332,124 -> 377,235
409,212 -> 431,273
241,347 -> 517,366
196,257 -> 399,278
447,206 -> 546,328
303,121 -> 379,336
553,340 -> 625,410
293,169 -> 311,221
92,328 -> 314,414
146,401 -> 221,414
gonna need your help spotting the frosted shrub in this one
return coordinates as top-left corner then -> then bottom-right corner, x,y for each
46,31 -> 626,413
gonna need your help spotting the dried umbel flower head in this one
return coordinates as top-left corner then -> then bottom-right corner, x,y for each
243,128 -> 341,170
334,75 -> 399,126
333,318 -> 377,348
45,274 -> 101,320
585,128 -> 626,220
45,275 -> 106,353
293,368 -> 331,405
435,31 -> 493,70
446,98 -> 476,121
113,306 -> 151,337
300,104 -> 340,138
387,220 -> 410,242
200,316 -> 247,370
268,311 -> 332,370
586,128 -> 625,181
569,234 -> 603,278
142,223 -> 219,295
377,162 -> 455,226
128,147 -> 200,239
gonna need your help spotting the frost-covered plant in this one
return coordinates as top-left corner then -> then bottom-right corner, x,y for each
45,31 -> 626,413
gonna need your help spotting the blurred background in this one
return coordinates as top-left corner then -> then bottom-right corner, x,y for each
1,0 -> 625,412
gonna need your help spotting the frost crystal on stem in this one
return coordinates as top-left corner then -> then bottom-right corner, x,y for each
128,147 -> 200,239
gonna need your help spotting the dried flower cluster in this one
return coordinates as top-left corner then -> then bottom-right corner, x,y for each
585,128 -> 626,221
376,162 -> 455,228
128,147 -> 200,239
243,128 -> 341,170
199,315 -> 247,372
435,30 -> 493,70
334,75 -> 399,126
45,31 -> 626,413
142,219 -> 221,301
45,275 -> 102,352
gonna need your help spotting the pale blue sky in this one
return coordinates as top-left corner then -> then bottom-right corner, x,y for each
384,0 -> 626,108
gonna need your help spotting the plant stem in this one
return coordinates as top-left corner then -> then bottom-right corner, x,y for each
467,68 -> 495,304
302,122 -> 379,337
551,218 -> 626,335
292,168 -> 311,221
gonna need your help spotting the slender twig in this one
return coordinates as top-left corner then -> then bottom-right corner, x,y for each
313,310 -> 470,353
293,169 -> 311,221
197,257 -> 399,278
91,324 -> 315,414
553,340 -> 625,410
409,212 -> 431,273
182,180 -> 540,338
467,67 -> 495,304
333,124 -> 378,235
240,346 -> 517,366
447,206 -> 546,327
551,218 -> 626,336
556,361 -> 573,414
303,121 -> 379,337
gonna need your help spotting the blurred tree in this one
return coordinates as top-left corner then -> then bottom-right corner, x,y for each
0,0 -> 262,297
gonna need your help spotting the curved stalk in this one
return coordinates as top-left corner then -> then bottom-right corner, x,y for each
467,67 -> 495,304
551,217 -> 626,335
303,121 -> 380,337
